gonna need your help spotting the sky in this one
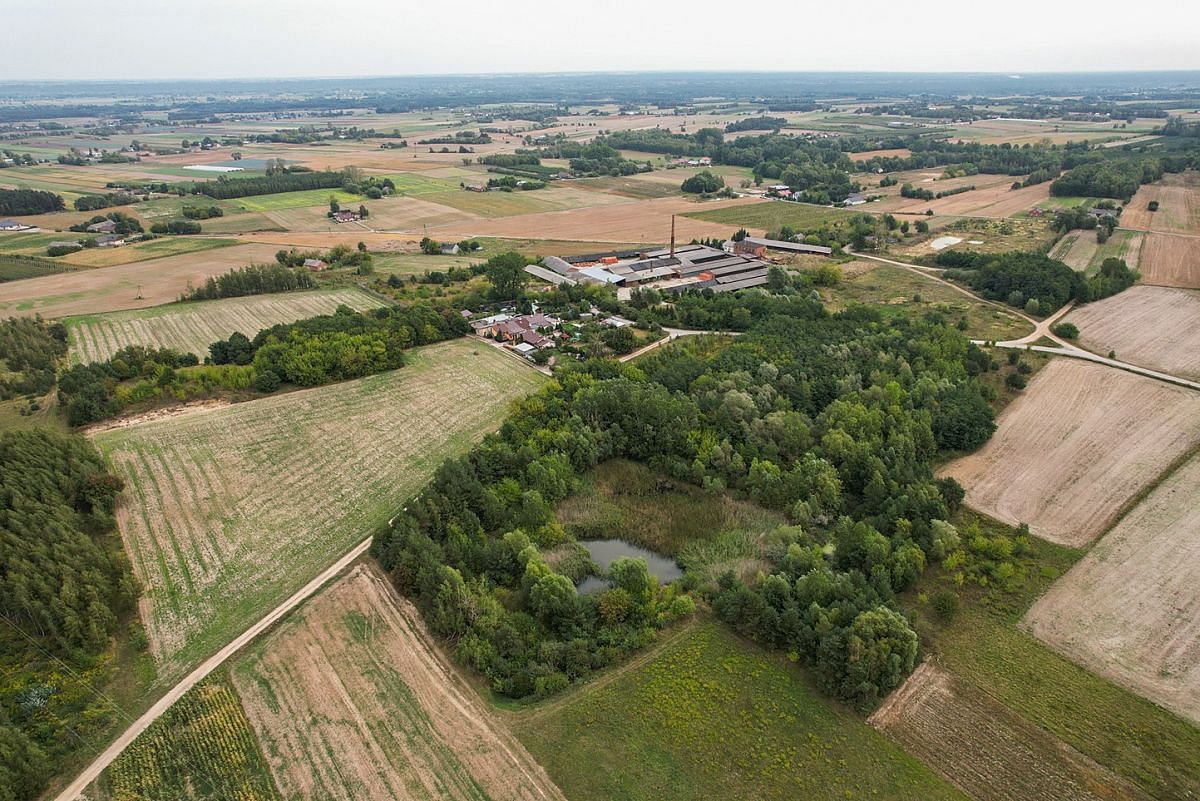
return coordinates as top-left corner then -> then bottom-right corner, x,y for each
4,0 -> 1198,81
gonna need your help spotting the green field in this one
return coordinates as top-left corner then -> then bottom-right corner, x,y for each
822,262 -> 1033,342
93,339 -> 546,683
1088,228 -> 1143,272
0,252 -> 76,282
231,188 -> 365,212
66,287 -> 388,363
380,172 -> 460,195
684,200 -> 854,232
576,175 -> 682,199
514,621 -> 966,801
62,236 -> 239,268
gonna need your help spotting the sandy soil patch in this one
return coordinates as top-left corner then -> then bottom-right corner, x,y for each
67,287 -> 387,363
425,195 -> 758,244
1121,172 -> 1200,234
870,662 -> 1149,801
1065,286 -> 1200,380
1135,232 -> 1200,288
0,242 -> 280,319
941,359 -> 1200,546
1024,451 -> 1200,724
233,565 -> 565,801
92,340 -> 546,681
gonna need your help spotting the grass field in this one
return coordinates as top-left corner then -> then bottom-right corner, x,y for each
67,287 -> 388,363
231,189 -> 365,212
1024,449 -> 1200,724
820,262 -> 1032,342
513,621 -> 965,801
942,359 -> 1200,546
61,237 -> 239,268
683,200 -> 853,234
0,252 -> 76,282
96,678 -> 279,801
233,566 -> 564,801
93,339 -> 546,682
1065,285 -> 1200,380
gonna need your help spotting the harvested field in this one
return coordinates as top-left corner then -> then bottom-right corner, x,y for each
233,566 -> 564,801
1024,451 -> 1200,724
93,340 -> 545,681
849,147 -> 912,160
67,287 -> 387,363
425,196 -> 756,244
1050,230 -> 1099,272
873,179 -> 1051,218
424,185 -> 624,218
0,242 -> 281,319
870,662 -> 1149,801
1121,171 -> 1200,233
1135,232 -> 1200,288
1065,286 -> 1200,380
60,237 -> 238,269
941,359 -> 1200,546
575,174 -> 683,199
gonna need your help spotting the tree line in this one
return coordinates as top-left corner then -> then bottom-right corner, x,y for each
182,263 -> 316,301
0,317 -> 66,400
0,189 -> 63,216
182,169 -> 347,200
938,250 -> 1138,310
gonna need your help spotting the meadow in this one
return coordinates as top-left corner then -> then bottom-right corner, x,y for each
683,200 -> 853,233
92,339 -> 546,682
66,287 -> 387,363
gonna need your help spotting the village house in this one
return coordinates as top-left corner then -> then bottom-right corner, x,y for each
0,219 -> 35,232
303,258 -> 328,271
441,243 -> 460,255
331,210 -> 360,224
86,219 -> 118,234
95,234 -> 126,248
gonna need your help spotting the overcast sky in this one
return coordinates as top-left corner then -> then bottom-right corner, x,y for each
5,0 -> 1198,81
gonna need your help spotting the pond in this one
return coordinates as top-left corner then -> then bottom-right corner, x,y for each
575,539 -> 683,595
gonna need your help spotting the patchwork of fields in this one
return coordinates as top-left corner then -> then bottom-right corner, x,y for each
233,566 -> 564,801
92,339 -> 545,682
942,359 -> 1200,546
67,287 -> 387,363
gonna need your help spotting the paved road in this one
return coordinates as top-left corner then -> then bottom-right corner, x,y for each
53,537 -> 374,801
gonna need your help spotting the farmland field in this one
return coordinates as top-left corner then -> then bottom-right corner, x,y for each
96,678 -> 279,801
0,242 -> 282,318
941,359 -> 1200,546
231,189 -> 366,212
60,237 -> 239,268
1065,285 -> 1200,380
1135,232 -> 1200,288
67,287 -> 388,363
683,199 -> 853,233
1024,450 -> 1200,724
869,662 -> 1149,801
233,566 -> 564,801
514,621 -> 964,801
1120,171 -> 1200,233
872,178 -> 1051,218
1049,230 -> 1099,272
92,339 -> 546,682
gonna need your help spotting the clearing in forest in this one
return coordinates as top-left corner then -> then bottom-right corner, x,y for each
514,621 -> 964,801
1065,285 -> 1200,381
869,662 -> 1150,801
233,565 -> 564,801
941,359 -> 1200,547
92,339 -> 546,682
67,287 -> 387,363
1024,450 -> 1200,725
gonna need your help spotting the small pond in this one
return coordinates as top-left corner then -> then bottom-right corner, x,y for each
575,539 -> 683,595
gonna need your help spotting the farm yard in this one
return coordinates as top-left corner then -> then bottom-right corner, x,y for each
232,566 -> 564,801
1024,450 -> 1200,725
0,242 -> 282,318
941,359 -> 1200,546
1065,286 -> 1200,380
66,287 -> 388,363
92,339 -> 546,682
868,662 -> 1149,801
514,621 -> 963,801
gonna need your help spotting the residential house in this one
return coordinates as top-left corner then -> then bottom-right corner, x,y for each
441,243 -> 460,255
95,234 -> 126,247
0,219 -> 33,232
843,193 -> 868,206
331,210 -> 361,224
303,258 -> 328,271
86,219 -> 118,234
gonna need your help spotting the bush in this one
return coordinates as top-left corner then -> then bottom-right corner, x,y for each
1148,200 -> 1159,211
1051,321 -> 1079,339
150,219 -> 202,235
1005,371 -> 1027,390
931,590 -> 960,619
681,170 -> 724,194
253,369 -> 281,393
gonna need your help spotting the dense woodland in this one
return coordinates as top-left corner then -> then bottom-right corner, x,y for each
0,317 -> 66,400
937,250 -> 1138,311
373,300 -> 995,707
0,189 -> 63,216
0,430 -> 136,801
182,263 -> 316,301
180,169 -> 346,200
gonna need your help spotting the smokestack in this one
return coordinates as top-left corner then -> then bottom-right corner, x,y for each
670,214 -> 676,258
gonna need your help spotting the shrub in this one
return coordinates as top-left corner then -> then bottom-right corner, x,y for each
931,590 -> 960,619
253,369 -> 281,393
1148,200 -> 1159,211
1005,371 -> 1027,390
1051,321 -> 1079,339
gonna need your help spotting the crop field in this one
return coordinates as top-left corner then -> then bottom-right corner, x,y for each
683,199 -> 853,234
869,662 -> 1148,801
0,253 -> 75,282
0,242 -> 281,318
820,262 -> 1032,342
98,678 -> 279,801
1024,450 -> 1200,724
1049,230 -> 1099,272
1121,171 -> 1200,233
61,237 -> 239,268
67,287 -> 387,363
232,566 -> 564,801
427,195 -> 755,243
514,621 -> 964,801
424,185 -> 624,218
575,174 -> 684,199
93,339 -> 546,681
1065,286 -> 1200,380
1135,232 -> 1200,288
942,359 -> 1200,546
876,180 -> 1052,218
1089,228 -> 1143,271
231,188 -> 366,212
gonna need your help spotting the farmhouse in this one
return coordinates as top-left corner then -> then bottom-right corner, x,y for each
441,243 -> 460,255
0,219 -> 35,232
303,258 -> 328,271
94,234 -> 126,247
843,193 -> 868,206
86,219 -> 118,234
331,210 -> 361,224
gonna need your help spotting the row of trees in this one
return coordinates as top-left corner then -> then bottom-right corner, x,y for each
0,188 -> 63,216
182,263 -> 316,301
183,169 -> 346,200
73,192 -> 137,212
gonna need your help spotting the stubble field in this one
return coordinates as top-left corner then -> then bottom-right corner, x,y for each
1120,171 -> 1200,233
1065,285 -> 1200,380
1134,232 -> 1200,288
941,359 -> 1200,546
869,662 -> 1149,801
92,339 -> 546,682
232,566 -> 565,801
1024,451 -> 1200,725
67,287 -> 387,363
